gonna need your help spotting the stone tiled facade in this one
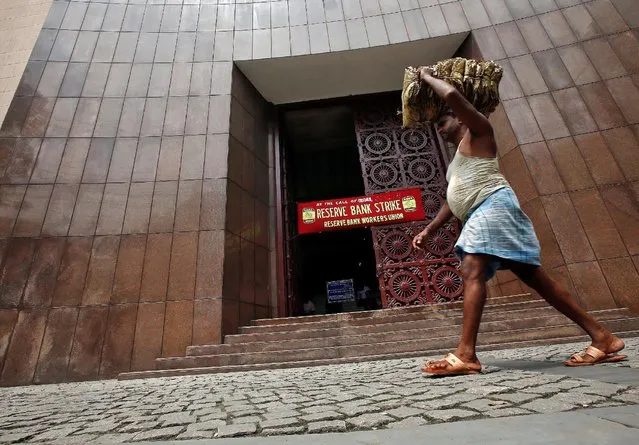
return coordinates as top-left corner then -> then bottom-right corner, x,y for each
0,0 -> 638,386
461,0 -> 639,312
0,0 -> 53,126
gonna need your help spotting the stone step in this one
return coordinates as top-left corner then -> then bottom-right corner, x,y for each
156,317 -> 639,369
251,293 -> 534,326
223,306 -> 633,345
118,328 -> 639,380
189,308 -> 632,356
240,298 -> 549,334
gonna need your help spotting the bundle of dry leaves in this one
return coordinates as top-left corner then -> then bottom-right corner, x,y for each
401,58 -> 504,128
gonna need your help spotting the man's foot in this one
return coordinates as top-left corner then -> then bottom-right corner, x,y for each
591,334 -> 625,356
564,335 -> 626,367
422,353 -> 481,376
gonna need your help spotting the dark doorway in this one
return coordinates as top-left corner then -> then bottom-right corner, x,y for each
280,105 -> 381,316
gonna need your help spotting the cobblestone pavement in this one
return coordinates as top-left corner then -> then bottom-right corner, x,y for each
1,338 -> 637,444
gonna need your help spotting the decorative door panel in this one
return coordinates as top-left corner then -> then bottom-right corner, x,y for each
354,102 -> 463,307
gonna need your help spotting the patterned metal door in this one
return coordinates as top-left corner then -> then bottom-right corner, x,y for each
354,103 -> 464,307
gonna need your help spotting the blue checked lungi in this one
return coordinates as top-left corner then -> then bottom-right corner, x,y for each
454,187 -> 541,281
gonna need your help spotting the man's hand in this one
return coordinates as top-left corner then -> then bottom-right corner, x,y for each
418,66 -> 434,82
412,226 -> 432,250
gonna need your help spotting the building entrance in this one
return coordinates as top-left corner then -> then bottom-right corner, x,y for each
279,105 -> 380,316
278,94 -> 462,317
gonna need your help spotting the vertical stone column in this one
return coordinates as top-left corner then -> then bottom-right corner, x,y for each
222,68 -> 273,336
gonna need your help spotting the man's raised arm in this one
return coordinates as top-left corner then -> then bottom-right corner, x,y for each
419,68 -> 493,137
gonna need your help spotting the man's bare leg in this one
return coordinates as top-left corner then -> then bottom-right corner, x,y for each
509,263 -> 625,355
425,254 -> 492,372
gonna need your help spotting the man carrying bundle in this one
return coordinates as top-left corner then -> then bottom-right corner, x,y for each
412,66 -> 626,376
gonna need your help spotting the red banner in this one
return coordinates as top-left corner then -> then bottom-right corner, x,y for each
297,188 -> 425,235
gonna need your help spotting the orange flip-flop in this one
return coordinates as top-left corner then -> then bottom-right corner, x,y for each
564,345 -> 627,367
422,353 -> 482,376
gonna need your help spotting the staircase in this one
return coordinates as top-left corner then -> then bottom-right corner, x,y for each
119,294 -> 639,380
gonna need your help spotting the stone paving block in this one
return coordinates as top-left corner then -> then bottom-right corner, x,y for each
386,416 -> 429,429
188,403 -> 215,411
371,393 -> 402,402
215,423 -> 258,438
521,397 -> 577,413
199,412 -> 227,421
412,387 -> 459,399
260,417 -> 300,429
613,390 -> 639,404
347,412 -> 394,429
264,402 -> 297,411
556,391 -> 606,407
378,399 -> 405,410
338,404 -> 380,416
223,396 -> 248,403
304,400 -> 334,408
187,419 -> 226,431
252,398 -> 278,405
413,392 -> 479,410
87,433 -> 135,444
546,380 -> 583,390
225,404 -> 255,413
79,420 -> 121,434
130,426 -> 184,441
159,412 -> 197,426
387,406 -> 424,419
500,377 -> 555,389
230,408 -> 262,417
426,409 -> 478,421
119,421 -> 160,433
47,414 -> 80,425
466,385 -> 510,396
463,399 -> 512,411
594,401 -> 625,408
285,397 -> 313,404
306,420 -> 347,434
491,392 -> 540,404
152,405 -> 185,415
262,426 -> 306,436
176,429 -> 214,440
0,432 -> 34,443
393,387 -> 429,396
301,411 -> 344,422
332,393 -> 360,402
352,388 -> 387,398
47,434 -> 99,444
521,386 -> 563,395
231,416 -> 262,424
338,400 -> 369,409
484,408 -> 533,418
30,426 -> 81,441
302,404 -> 339,414
263,410 -> 300,420
580,382 -> 627,397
